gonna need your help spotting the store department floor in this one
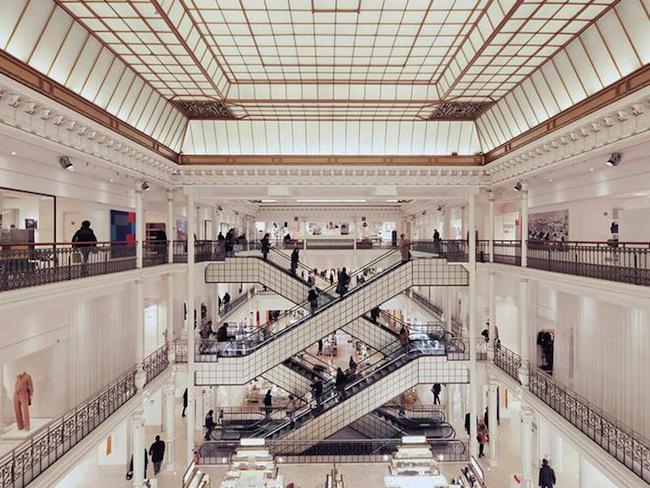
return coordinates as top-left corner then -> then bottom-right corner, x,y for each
51,382 -> 582,488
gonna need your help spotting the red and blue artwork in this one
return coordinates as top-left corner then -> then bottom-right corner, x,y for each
110,210 -> 136,243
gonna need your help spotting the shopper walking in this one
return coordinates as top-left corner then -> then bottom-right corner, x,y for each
263,389 -> 273,419
477,421 -> 489,458
148,435 -> 166,476
431,383 -> 442,405
399,325 -> 410,354
335,367 -> 347,399
399,234 -> 411,263
72,220 -> 98,272
308,288 -> 318,314
286,395 -> 297,428
222,292 -> 231,312
317,338 -> 323,355
290,248 -> 299,275
204,409 -> 216,441
538,459 -> 556,488
261,233 -> 271,260
312,377 -> 323,410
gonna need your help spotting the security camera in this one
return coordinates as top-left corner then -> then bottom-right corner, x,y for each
606,153 -> 621,167
140,181 -> 150,191
513,181 -> 523,192
58,156 -> 74,170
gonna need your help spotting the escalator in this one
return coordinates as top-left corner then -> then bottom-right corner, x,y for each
195,245 -> 468,385
238,338 -> 467,452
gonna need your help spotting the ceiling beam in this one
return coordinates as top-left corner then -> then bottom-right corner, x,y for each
179,155 -> 483,166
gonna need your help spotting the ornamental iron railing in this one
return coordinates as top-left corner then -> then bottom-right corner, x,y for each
0,241 -> 136,292
142,241 -> 168,267
0,345 -> 170,487
493,240 -> 522,265
529,366 -> 650,483
494,344 -> 522,383
0,368 -> 137,488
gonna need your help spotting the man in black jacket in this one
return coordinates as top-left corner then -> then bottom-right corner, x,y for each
148,435 -> 166,476
72,220 -> 97,271
538,458 -> 556,488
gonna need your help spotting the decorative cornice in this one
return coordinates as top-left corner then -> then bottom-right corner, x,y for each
0,75 -> 178,185
485,86 -> 650,184
172,165 -> 488,187
484,64 -> 650,164
0,49 -> 180,162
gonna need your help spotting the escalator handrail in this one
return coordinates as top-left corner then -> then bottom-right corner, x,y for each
216,247 -> 414,356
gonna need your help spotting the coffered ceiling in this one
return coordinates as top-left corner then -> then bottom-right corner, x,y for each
0,0 -> 647,158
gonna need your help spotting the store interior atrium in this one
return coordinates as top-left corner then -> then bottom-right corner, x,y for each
0,1 -> 649,487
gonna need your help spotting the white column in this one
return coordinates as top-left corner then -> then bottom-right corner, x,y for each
488,270 -> 496,354
186,193 -> 196,463
0,364 -> 4,431
488,192 -> 495,262
135,189 -> 143,269
163,382 -> 176,469
212,207 -> 219,240
444,207 -> 452,239
552,429 -> 564,472
521,189 -> 528,267
167,190 -> 174,264
131,409 -> 146,488
446,384 -> 454,422
468,190 -> 478,457
520,407 -> 534,488
519,277 -> 530,385
245,218 -> 251,247
166,273 -> 175,343
135,278 -> 145,384
488,379 -> 498,466
446,288 -> 453,333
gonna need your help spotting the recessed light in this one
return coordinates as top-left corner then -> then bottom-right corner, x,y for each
10,151 -> 16,156
109,178 -> 114,183
589,168 -> 594,171
548,178 -> 553,182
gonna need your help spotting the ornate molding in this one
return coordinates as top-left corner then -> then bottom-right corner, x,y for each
171,100 -> 236,120
485,87 -> 650,184
0,75 -> 178,184
428,101 -> 493,120
0,49 -> 179,162
180,154 -> 482,166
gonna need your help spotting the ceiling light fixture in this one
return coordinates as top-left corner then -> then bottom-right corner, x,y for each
140,181 -> 150,191
513,181 -> 523,192
606,152 -> 622,167
11,151 -> 16,156
58,156 -> 74,171
589,167 -> 594,171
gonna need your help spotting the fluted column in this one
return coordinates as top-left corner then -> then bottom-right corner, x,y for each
520,407 -> 534,488
468,189 -> 478,457
163,382 -> 176,469
488,191 -> 495,262
131,409 -> 145,488
521,189 -> 528,267
167,191 -> 174,264
135,189 -> 143,269
488,270 -> 496,356
488,379 -> 498,466
519,277 -> 530,385
186,193 -> 196,463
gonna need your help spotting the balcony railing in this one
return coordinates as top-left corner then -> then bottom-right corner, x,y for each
143,241 -> 168,267
529,366 -> 650,483
0,367 -> 137,488
198,438 -> 468,464
493,240 -> 522,265
494,344 -> 522,382
526,240 -> 650,286
0,241 -> 136,292
143,344 -> 169,385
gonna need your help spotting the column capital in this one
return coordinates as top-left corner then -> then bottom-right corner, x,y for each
167,190 -> 174,201
488,380 -> 499,392
520,406 -> 535,422
520,277 -> 530,284
488,190 -> 496,202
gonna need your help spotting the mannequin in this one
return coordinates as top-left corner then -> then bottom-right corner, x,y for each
14,372 -> 33,431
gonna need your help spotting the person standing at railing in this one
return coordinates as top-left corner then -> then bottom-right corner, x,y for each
261,233 -> 271,260
290,248 -> 299,275
399,234 -> 411,262
431,383 -> 442,405
433,229 -> 441,254
204,409 -> 216,441
72,220 -> 97,273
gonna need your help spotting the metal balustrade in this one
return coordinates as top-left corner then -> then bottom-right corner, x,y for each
529,366 -> 650,483
0,241 -> 136,292
526,240 -> 650,285
0,345 -> 169,487
493,344 -> 522,382
411,239 -> 490,263
305,239 -> 355,250
493,240 -> 522,265
199,438 -> 468,464
142,241 -> 169,267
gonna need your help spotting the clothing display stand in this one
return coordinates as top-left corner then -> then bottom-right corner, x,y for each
220,440 -> 283,488
383,436 -> 448,488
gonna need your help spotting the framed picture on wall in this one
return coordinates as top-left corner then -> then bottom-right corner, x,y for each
110,210 -> 135,242
25,219 -> 37,229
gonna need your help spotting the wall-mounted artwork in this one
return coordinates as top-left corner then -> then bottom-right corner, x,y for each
110,210 -> 135,242
176,218 -> 188,240
24,219 -> 37,229
528,209 -> 569,241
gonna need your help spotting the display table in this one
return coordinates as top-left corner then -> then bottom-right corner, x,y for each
220,444 -> 283,488
384,437 -> 448,488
